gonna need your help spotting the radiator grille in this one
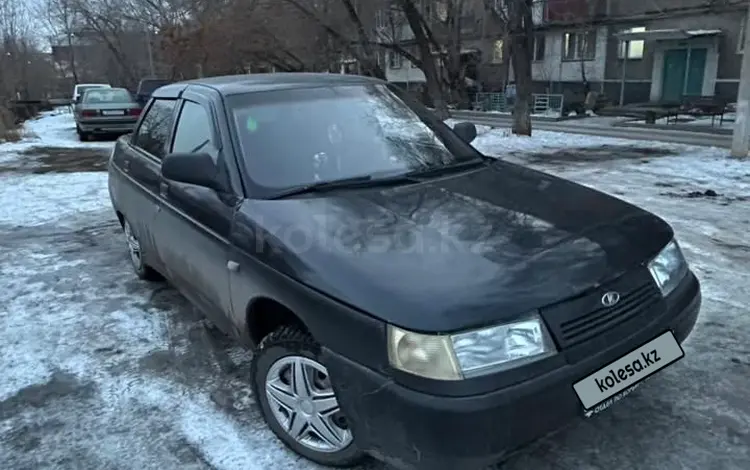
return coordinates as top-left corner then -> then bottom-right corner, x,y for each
559,283 -> 661,345
542,274 -> 662,349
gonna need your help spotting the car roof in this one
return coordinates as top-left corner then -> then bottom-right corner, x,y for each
75,83 -> 111,88
152,73 -> 386,99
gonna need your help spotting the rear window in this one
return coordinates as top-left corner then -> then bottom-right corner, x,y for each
83,89 -> 134,103
77,85 -> 108,95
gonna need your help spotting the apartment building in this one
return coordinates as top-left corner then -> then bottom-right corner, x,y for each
380,0 -> 747,104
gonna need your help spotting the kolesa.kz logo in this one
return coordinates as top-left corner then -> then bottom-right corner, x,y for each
572,330 -> 685,412
595,349 -> 661,392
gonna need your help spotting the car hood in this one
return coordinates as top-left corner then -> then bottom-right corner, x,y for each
237,161 -> 673,332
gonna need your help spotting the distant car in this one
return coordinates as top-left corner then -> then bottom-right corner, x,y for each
107,74 -> 701,470
72,83 -> 111,103
74,87 -> 142,141
135,78 -> 172,107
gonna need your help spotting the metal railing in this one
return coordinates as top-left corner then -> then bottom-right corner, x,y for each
472,92 -> 565,117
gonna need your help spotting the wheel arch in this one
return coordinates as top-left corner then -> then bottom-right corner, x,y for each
245,296 -> 310,347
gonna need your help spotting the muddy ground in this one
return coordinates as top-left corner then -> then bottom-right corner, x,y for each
0,146 -> 110,174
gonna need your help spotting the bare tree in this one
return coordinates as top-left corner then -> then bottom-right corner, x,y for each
1,0 -> 57,100
40,0 -> 80,83
282,0 -> 457,115
485,0 -> 535,135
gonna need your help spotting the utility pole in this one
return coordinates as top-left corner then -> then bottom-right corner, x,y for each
145,26 -> 155,77
731,1 -> 750,157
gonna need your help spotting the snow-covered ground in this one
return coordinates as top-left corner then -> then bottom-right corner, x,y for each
1,110 -> 749,470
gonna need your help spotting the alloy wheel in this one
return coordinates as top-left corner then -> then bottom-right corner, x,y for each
265,356 -> 353,453
123,221 -> 142,268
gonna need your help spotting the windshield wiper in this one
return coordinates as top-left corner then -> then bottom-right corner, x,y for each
268,173 -> 418,200
404,158 -> 490,179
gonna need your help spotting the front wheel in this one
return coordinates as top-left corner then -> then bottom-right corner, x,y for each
251,326 -> 364,467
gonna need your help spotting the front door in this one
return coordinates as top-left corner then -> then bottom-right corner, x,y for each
685,48 -> 707,97
152,93 -> 237,334
661,49 -> 687,102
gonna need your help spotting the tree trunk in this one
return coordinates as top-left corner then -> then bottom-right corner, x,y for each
65,31 -> 79,84
399,0 -> 449,118
508,0 -> 534,136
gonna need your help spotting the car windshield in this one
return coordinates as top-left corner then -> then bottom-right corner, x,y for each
228,83 -> 483,193
83,89 -> 134,104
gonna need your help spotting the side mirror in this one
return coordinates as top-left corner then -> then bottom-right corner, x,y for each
161,152 -> 224,191
453,121 -> 477,144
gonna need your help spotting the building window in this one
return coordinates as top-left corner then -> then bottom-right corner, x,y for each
492,39 -> 504,63
375,10 -> 386,29
739,21 -> 746,54
562,30 -> 596,61
533,33 -> 546,61
619,26 -> 645,59
388,51 -> 402,69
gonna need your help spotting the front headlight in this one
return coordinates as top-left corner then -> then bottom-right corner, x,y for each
648,239 -> 688,297
387,327 -> 462,380
387,314 -> 557,381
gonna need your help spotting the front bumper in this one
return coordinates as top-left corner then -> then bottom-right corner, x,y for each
323,271 -> 701,470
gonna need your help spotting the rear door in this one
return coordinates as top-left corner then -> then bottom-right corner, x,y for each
151,89 -> 238,333
112,97 -> 178,271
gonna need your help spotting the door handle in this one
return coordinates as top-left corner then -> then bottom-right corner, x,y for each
227,261 -> 240,272
159,181 -> 169,197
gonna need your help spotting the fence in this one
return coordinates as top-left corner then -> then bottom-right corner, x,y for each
472,93 -> 565,117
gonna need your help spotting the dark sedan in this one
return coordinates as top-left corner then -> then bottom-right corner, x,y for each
107,73 -> 701,470
75,87 -> 142,141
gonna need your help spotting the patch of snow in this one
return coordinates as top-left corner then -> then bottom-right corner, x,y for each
470,128 -> 675,156
24,108 -> 115,149
179,399 -> 292,470
0,172 -> 110,227
483,110 -> 563,118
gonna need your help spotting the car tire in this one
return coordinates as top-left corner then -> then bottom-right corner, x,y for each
251,326 -> 364,468
122,219 -> 161,281
78,131 -> 89,142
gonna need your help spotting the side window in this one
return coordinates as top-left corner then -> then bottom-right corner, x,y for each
133,99 -> 176,159
171,101 -> 218,159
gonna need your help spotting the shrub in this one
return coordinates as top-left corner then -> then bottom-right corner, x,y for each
0,106 -> 22,142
